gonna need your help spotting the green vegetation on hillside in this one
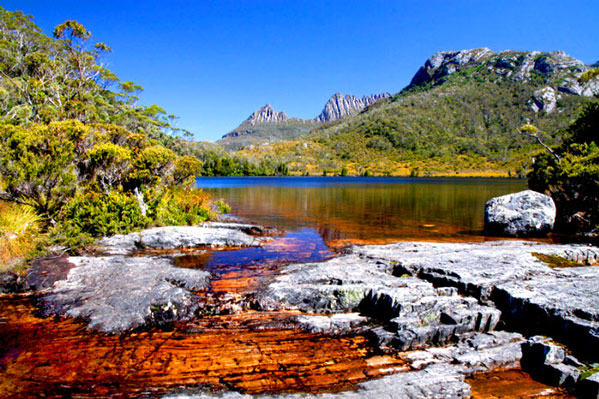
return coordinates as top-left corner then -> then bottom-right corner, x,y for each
219,118 -> 317,151
528,102 -> 599,233
235,50 -> 597,177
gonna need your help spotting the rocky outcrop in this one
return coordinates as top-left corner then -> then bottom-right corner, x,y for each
37,223 -> 269,333
528,87 -> 560,113
409,48 -> 494,87
408,48 -> 599,100
40,255 -> 211,333
357,241 -> 599,360
484,190 -> 556,237
221,105 -> 289,139
315,92 -> 391,122
243,104 -> 288,127
255,252 -> 501,352
98,225 -> 269,255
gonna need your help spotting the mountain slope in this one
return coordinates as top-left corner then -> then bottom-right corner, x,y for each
315,92 -> 391,122
237,49 -> 599,176
217,92 -> 390,150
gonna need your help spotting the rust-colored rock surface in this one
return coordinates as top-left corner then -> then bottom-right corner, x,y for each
468,369 -> 575,399
0,295 -> 405,398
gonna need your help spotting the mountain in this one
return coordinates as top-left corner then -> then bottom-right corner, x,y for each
217,92 -> 390,150
315,92 -> 391,122
235,48 -> 599,177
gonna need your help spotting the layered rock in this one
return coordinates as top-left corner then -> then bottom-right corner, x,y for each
357,241 -> 599,360
255,253 -> 501,352
315,92 -> 391,122
484,190 -> 556,237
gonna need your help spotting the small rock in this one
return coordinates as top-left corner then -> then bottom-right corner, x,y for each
0,271 -> 21,293
539,363 -> 580,388
521,337 -> 565,366
484,190 -> 556,237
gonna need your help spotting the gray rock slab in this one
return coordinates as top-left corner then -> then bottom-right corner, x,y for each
357,241 -> 599,359
256,252 -> 501,351
99,225 -> 268,255
163,363 -> 470,399
40,255 -> 210,333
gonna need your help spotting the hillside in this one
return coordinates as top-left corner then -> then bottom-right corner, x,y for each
235,48 -> 599,176
218,93 -> 390,150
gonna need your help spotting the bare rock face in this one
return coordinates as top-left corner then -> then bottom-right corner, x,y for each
484,190 -> 556,237
357,240 -> 599,360
244,104 -> 288,126
409,48 -> 598,101
315,92 -> 391,122
255,253 -> 501,352
40,256 -> 211,333
529,87 -> 560,113
409,48 -> 494,87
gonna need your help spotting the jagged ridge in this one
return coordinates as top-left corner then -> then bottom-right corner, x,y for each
315,92 -> 391,122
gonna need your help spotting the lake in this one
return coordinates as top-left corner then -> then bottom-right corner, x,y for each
197,176 -> 528,245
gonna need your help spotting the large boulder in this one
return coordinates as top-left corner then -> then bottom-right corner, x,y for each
484,190 -> 556,237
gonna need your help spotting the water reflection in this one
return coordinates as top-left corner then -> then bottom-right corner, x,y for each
174,229 -> 334,293
198,177 -> 527,243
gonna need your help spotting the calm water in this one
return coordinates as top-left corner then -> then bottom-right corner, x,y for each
198,176 -> 528,244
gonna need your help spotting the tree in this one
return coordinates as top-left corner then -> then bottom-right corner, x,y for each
528,102 -> 599,232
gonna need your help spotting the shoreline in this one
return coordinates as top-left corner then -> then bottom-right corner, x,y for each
1,224 -> 598,398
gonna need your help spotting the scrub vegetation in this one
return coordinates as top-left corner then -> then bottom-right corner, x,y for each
0,8 -> 228,268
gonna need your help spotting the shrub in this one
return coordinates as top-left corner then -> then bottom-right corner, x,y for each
155,187 -> 213,226
0,202 -> 44,271
528,103 -> 599,232
60,190 -> 148,238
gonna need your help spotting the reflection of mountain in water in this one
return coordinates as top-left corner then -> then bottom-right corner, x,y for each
202,177 -> 527,242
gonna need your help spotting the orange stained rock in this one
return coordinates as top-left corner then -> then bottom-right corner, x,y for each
468,369 -> 575,399
0,295 -> 405,398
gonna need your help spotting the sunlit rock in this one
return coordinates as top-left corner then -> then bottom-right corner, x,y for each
484,190 -> 556,237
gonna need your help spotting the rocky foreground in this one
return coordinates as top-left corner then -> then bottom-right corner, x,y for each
3,224 -> 599,398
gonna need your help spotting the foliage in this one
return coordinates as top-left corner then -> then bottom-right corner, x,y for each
0,121 -> 81,218
528,102 -> 599,232
0,7 -> 248,266
59,190 -> 147,238
215,200 -> 231,214
154,187 -> 213,226
0,202 -> 43,271
232,51 -> 596,177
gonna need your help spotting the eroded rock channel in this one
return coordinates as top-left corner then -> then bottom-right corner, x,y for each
1,223 -> 597,398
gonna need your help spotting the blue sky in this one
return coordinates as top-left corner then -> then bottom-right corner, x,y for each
3,1 -> 598,142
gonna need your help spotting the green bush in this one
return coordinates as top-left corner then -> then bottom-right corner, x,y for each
529,103 -> 599,232
154,187 -> 213,226
60,190 -> 148,238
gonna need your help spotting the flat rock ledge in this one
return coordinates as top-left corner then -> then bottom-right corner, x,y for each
40,255 -> 210,333
357,241 -> 599,360
244,240 -> 599,398
99,225 -> 270,255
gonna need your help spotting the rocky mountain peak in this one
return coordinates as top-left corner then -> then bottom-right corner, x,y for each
246,104 -> 288,126
407,48 -> 598,101
315,92 -> 391,122
410,48 -> 494,87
